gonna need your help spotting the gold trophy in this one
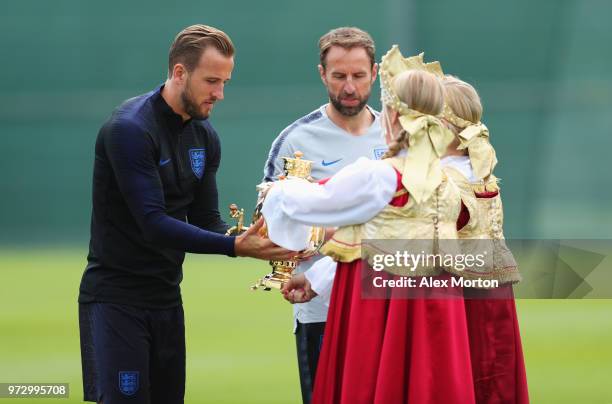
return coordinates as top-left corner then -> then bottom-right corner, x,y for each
225,151 -> 325,291
253,152 -> 325,290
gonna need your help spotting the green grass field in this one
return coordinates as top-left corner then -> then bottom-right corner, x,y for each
0,248 -> 611,403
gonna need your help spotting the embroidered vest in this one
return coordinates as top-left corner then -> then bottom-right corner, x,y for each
320,157 -> 463,277
443,166 -> 521,284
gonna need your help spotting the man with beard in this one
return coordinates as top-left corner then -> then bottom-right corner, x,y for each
262,27 -> 386,404
78,25 -> 294,404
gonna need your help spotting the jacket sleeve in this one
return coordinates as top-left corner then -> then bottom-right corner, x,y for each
105,119 -> 235,256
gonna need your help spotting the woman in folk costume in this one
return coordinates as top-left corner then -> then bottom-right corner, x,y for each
439,75 -> 529,403
263,46 -> 483,403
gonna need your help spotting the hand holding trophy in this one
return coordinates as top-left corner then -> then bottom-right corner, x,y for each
227,198 -> 297,262
231,217 -> 296,261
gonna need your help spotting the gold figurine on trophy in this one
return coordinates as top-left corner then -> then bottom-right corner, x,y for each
224,204 -> 247,236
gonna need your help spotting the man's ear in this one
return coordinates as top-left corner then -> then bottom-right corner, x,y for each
318,64 -> 327,86
171,63 -> 188,83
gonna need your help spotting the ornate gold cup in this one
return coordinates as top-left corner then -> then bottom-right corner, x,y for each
251,152 -> 324,291
224,152 -> 325,291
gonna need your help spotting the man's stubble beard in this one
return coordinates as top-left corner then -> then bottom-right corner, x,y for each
328,90 -> 370,117
180,79 -> 208,120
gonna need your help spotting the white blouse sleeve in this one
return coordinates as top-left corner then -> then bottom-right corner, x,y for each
304,256 -> 337,306
261,158 -> 397,251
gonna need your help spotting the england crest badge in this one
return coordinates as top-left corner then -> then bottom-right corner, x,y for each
189,148 -> 206,179
118,371 -> 139,396
373,148 -> 387,160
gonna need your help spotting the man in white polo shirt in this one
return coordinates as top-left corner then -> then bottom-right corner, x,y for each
261,27 -> 386,404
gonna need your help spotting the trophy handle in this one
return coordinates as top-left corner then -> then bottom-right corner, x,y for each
225,203 -> 249,236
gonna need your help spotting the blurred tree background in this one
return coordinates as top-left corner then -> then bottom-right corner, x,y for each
1,0 -> 610,246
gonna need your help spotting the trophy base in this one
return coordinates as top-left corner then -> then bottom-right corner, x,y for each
251,274 -> 288,291
251,260 -> 296,291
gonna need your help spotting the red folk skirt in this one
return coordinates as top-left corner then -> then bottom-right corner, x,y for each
312,260 -> 529,404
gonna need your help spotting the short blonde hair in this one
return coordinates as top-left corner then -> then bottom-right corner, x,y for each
383,70 -> 444,158
391,70 -> 444,115
443,75 -> 482,124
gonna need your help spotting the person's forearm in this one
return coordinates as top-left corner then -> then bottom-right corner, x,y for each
143,212 -> 236,256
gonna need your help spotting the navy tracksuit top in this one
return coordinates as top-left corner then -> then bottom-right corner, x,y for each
79,86 -> 235,308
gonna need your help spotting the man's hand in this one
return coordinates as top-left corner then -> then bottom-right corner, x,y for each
281,273 -> 317,304
234,218 -> 297,260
